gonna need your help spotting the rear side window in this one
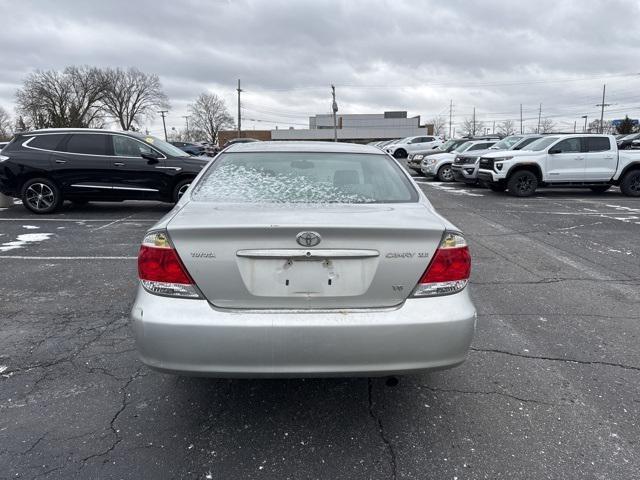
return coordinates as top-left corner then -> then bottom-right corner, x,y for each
28,134 -> 65,151
585,137 -> 611,152
192,152 -> 418,204
65,134 -> 108,155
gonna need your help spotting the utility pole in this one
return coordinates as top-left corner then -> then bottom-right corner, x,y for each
537,103 -> 542,134
596,84 -> 611,134
472,107 -> 476,136
448,99 -> 453,139
520,104 -> 523,134
573,120 -> 576,133
582,115 -> 588,132
182,115 -> 190,139
492,120 -> 495,134
331,84 -> 338,142
237,79 -> 242,138
158,110 -> 168,141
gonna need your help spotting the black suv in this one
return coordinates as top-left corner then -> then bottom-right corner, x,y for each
0,129 -> 211,213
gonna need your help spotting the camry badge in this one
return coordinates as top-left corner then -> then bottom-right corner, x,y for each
296,231 -> 321,247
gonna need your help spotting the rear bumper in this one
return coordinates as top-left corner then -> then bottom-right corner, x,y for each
131,287 -> 476,377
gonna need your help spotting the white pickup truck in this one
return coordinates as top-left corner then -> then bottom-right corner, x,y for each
477,134 -> 640,197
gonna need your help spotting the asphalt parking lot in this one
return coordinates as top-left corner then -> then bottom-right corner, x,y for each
1,175 -> 639,479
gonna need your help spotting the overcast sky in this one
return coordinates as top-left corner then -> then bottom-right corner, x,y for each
1,0 -> 639,136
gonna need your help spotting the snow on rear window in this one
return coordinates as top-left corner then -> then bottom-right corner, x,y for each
191,152 -> 418,204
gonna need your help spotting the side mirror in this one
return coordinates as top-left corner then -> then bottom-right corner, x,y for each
548,148 -> 561,154
141,151 -> 160,164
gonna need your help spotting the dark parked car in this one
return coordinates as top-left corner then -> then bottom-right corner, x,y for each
170,141 -> 205,156
617,132 -> 640,150
0,128 -> 211,214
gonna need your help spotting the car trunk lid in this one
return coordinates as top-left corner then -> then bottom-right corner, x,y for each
167,202 -> 445,309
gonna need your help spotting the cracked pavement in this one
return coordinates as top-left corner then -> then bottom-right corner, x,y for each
0,176 -> 639,479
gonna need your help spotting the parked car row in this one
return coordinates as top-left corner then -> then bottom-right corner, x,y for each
409,133 -> 640,197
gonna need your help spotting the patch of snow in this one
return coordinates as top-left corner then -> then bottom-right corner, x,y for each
22,225 -> 40,230
0,233 -> 53,252
0,366 -> 7,374
421,182 -> 484,197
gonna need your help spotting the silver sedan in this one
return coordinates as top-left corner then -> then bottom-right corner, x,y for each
131,141 -> 476,377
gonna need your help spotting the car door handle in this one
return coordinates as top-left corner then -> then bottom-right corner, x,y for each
113,162 -> 125,167
55,159 -> 66,164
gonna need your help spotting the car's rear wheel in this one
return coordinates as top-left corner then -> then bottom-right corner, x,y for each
173,179 -> 193,203
21,178 -> 62,214
507,171 -> 538,197
437,164 -> 454,182
589,185 -> 611,194
620,170 -> 640,197
393,149 -> 407,159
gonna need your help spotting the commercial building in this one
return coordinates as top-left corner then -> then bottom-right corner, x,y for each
271,111 -> 433,143
217,111 -> 434,146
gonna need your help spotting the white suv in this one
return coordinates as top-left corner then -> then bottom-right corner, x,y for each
385,136 -> 442,158
477,134 -> 640,196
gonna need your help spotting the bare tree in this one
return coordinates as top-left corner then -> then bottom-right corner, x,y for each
497,119 -> 516,136
188,93 -> 234,144
0,106 -> 12,140
101,67 -> 168,130
539,118 -> 556,133
430,115 -> 446,137
460,117 -> 485,137
16,66 -> 106,128
589,119 -> 614,134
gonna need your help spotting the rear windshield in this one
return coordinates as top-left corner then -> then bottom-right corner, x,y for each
192,152 -> 418,204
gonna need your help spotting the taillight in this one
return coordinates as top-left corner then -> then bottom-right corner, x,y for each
138,231 -> 201,298
412,232 -> 471,297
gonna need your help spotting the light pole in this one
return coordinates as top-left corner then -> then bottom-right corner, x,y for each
331,85 -> 338,142
582,115 -> 588,133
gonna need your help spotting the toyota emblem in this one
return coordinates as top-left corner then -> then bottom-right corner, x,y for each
296,231 -> 321,247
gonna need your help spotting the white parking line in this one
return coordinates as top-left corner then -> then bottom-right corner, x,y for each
0,256 -> 137,260
0,218 -> 156,222
92,214 -> 136,231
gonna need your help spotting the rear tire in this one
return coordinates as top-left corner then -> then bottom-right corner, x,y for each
589,185 -> 611,194
507,170 -> 538,197
21,178 -> 62,214
393,149 -> 407,159
173,178 -> 193,203
488,183 -> 507,192
437,164 -> 454,182
620,170 -> 640,197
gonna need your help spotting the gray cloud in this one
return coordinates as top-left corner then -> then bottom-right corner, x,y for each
1,0 -> 639,135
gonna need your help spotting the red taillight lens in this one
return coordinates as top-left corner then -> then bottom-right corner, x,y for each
413,232 -> 471,297
419,246 -> 471,283
138,245 -> 193,284
137,231 -> 200,298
